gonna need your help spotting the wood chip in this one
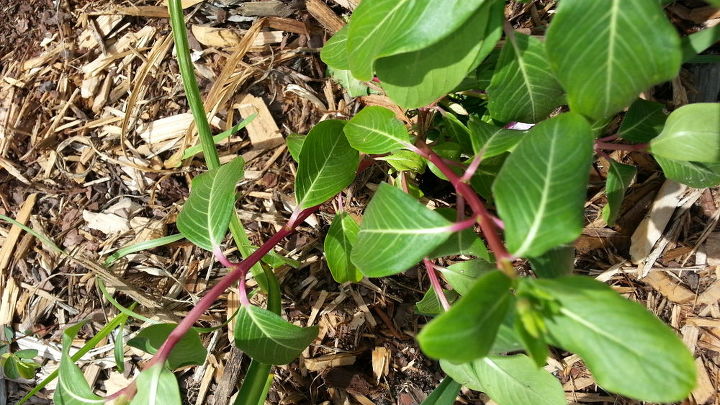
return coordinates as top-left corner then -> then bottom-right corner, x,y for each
692,357 -> 716,404
371,347 -> 390,382
630,180 -> 687,264
307,0 -> 346,34
698,280 -> 720,305
706,233 -> 720,266
304,353 -> 357,372
235,94 -> 284,150
192,26 -> 284,48
642,271 -> 695,304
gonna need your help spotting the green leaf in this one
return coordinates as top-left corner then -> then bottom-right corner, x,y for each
468,117 -> 525,159
532,276 -> 696,402
2,356 -> 20,379
602,160 -> 636,226
177,157 -> 245,251
493,113 -> 593,258
527,245 -> 574,279
487,32 -> 564,123
234,305 -> 318,365
375,0 -> 503,109
491,318 -> 525,355
324,212 -> 363,283
421,377 -> 461,405
618,99 -> 666,143
351,183 -> 453,277
418,271 -> 512,363
295,120 -> 359,209
286,134 -> 305,162
416,288 -> 459,316
130,364 -> 182,405
513,304 -> 549,367
469,153 -> 508,202
428,142 -> 462,181
346,0 -> 491,80
429,218 -> 490,261
655,156 -> 720,188
328,67 -> 372,98
438,259 -> 495,296
650,103 -> 720,162
113,326 -> 126,373
377,150 -> 426,173
441,113 -> 473,155
127,324 -> 206,370
343,106 -> 412,154
681,25 -> 720,62
545,0 -> 681,120
441,354 -> 566,405
14,349 -> 37,359
320,25 -> 349,70
55,322 -> 105,405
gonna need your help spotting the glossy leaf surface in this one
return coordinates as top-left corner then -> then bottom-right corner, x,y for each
650,103 -> 720,163
352,183 -> 453,277
295,120 -> 359,209
493,113 -> 593,258
324,212 -> 362,283
343,106 -> 412,154
177,157 -> 244,251
468,118 -> 525,159
655,157 -> 720,188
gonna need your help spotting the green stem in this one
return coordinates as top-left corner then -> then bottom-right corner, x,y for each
17,310 -> 133,405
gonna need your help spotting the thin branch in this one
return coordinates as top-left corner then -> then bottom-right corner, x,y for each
424,258 -> 450,311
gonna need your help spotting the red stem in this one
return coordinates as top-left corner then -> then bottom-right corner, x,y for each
423,258 -> 450,311
143,206 -> 319,369
415,141 -> 515,277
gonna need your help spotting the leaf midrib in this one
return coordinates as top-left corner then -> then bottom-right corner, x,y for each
246,307 -> 306,353
298,133 -> 345,207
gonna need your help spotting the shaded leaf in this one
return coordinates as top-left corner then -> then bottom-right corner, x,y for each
468,117 -> 525,158
650,103 -> 720,163
601,160 -> 636,226
234,305 -> 318,365
127,324 -> 206,370
352,183 -> 453,277
438,259 -> 494,296
441,354 -> 565,405
177,157 -> 244,251
487,32 -> 564,123
416,288 -> 459,316
346,0 -> 491,80
655,156 -> 720,188
493,113 -> 593,258
376,0 -> 503,109
130,364 -> 182,405
295,120 -> 359,209
377,150 -> 426,173
324,212 -> 362,283
533,276 -> 696,402
343,106 -> 412,154
546,0 -> 681,120
527,245 -> 574,279
618,99 -> 666,143
418,271 -> 512,363
328,67 -> 372,98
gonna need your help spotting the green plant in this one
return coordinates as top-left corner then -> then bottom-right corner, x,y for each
26,0 -> 720,404
0,327 -> 41,381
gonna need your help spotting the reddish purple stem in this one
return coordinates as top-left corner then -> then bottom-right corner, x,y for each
423,258 -> 450,311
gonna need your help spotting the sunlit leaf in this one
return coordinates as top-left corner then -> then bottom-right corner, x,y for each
493,113 -> 593,258
351,183 -> 453,277
545,0 -> 681,120
127,324 -> 206,370
286,134 -> 305,162
234,305 -> 318,365
421,377 -> 461,405
177,157 -> 244,251
343,106 -> 412,154
650,103 -> 720,163
468,117 -> 525,159
54,322 -> 105,405
320,25 -> 349,70
295,120 -> 359,209
130,364 -> 182,405
655,157 -> 720,188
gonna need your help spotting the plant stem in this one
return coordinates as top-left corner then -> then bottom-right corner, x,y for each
414,141 -> 516,278
424,258 -> 450,312
144,206 -> 319,369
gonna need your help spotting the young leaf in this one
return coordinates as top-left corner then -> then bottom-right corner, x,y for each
55,322 -> 105,405
286,134 -> 305,162
618,99 -> 666,143
514,303 -> 549,367
346,0 -> 491,80
130,364 -> 182,405
527,245 -> 574,279
324,212 -> 363,283
440,354 -> 566,405
320,25 -> 349,70
601,160 -> 636,226
351,183 -> 454,277
468,117 -> 525,159
532,276 -> 696,402
421,377 -> 461,405
177,157 -> 244,251
295,120 -> 359,209
655,156 -> 720,188
377,150 -> 426,173
438,259 -> 494,296
375,0 -> 503,109
328,67 -> 372,98
343,106 -> 412,154
429,216 -> 490,261
545,0 -> 682,120
127,324 -> 206,370
650,103 -> 720,163
234,305 -> 318,365
487,32 -> 564,123
417,271 -> 512,363
416,288 -> 459,316
493,113 -> 593,258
